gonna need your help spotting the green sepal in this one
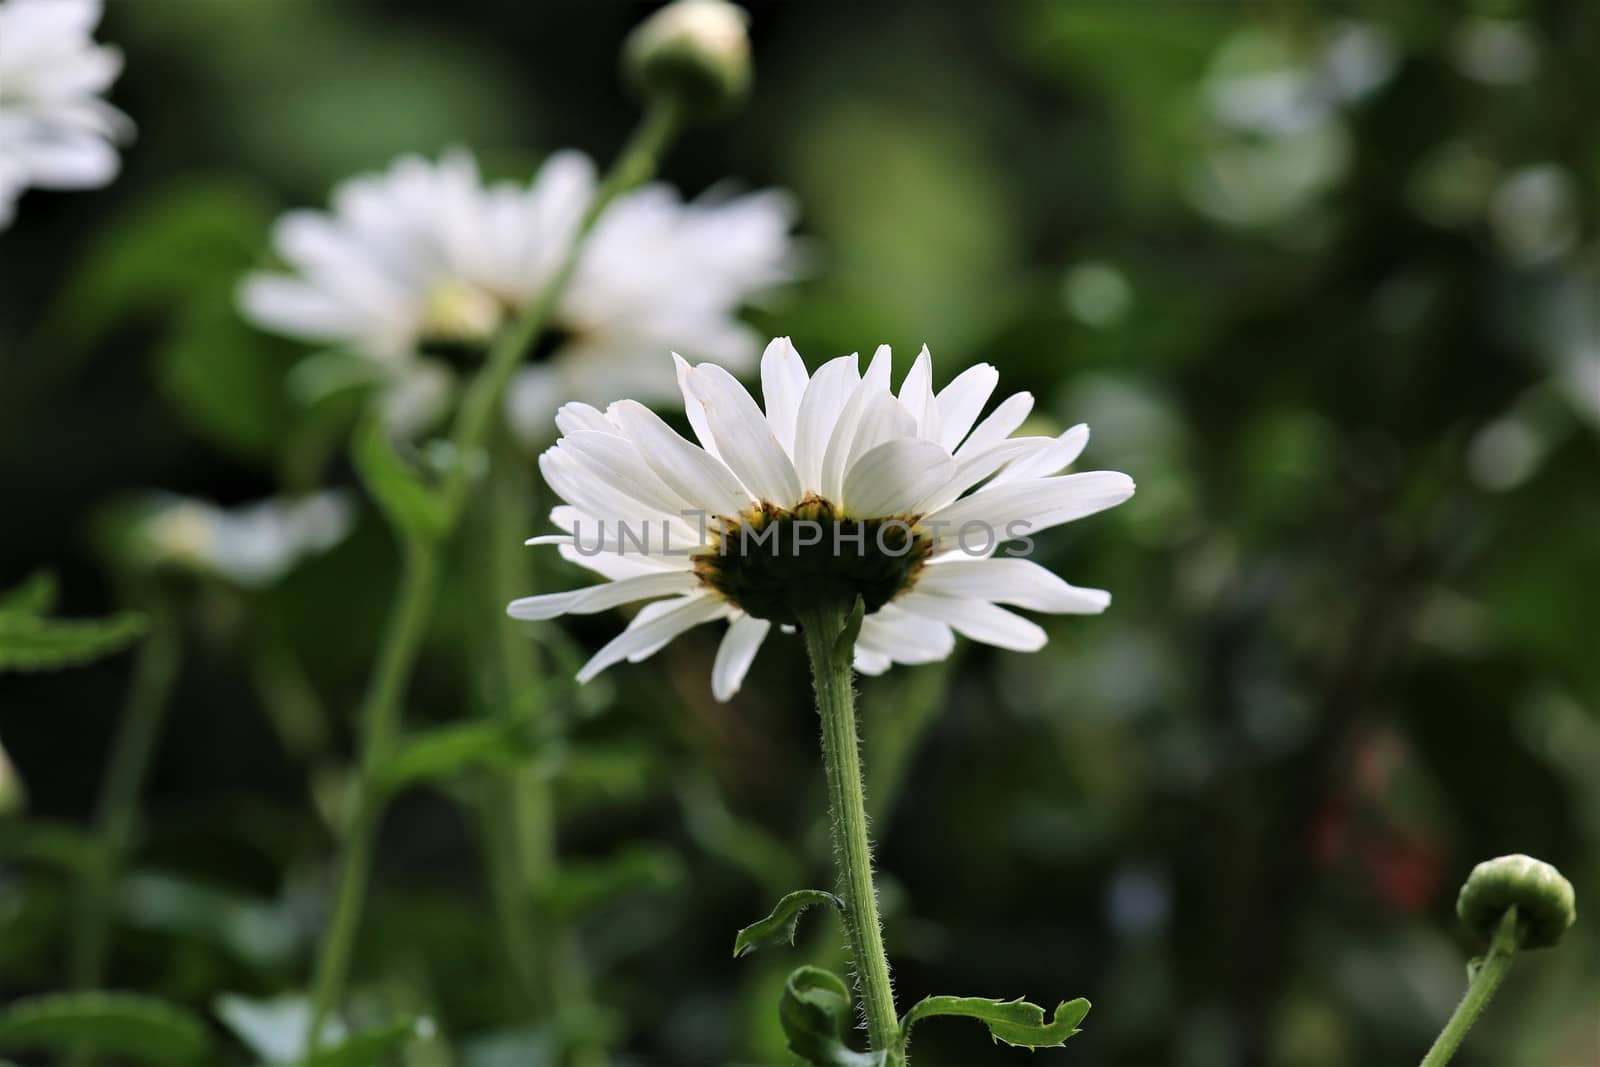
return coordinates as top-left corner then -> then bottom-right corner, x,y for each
0,611 -> 148,673
0,992 -> 215,1065
370,719 -> 540,796
733,888 -> 843,957
0,570 -> 58,617
779,966 -> 885,1067
351,415 -> 448,544
899,994 -> 1089,1051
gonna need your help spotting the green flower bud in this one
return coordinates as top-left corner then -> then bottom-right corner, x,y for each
1457,854 -> 1576,949
624,0 -> 752,117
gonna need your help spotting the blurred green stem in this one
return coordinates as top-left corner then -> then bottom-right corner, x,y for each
305,99 -> 683,1052
1419,907 -> 1522,1067
478,445 -> 608,1066
69,596 -> 180,989
797,599 -> 902,1063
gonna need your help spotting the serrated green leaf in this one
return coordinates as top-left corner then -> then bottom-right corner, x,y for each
352,416 -> 449,543
372,719 -> 539,796
899,995 -> 1089,1051
533,845 -> 685,923
301,1018 -> 430,1066
779,966 -> 884,1067
0,992 -> 215,1065
0,571 -> 58,617
733,889 -> 843,958
0,612 -> 148,673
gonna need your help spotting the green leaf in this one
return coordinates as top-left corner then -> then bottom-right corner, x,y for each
0,818 -> 105,874
837,595 -> 866,658
0,571 -> 58,617
899,995 -> 1090,1051
0,612 -> 148,673
372,720 -> 540,796
301,1018 -> 431,1066
352,416 -> 449,543
733,889 -> 843,958
0,992 -> 215,1065
779,966 -> 884,1067
533,845 -> 685,923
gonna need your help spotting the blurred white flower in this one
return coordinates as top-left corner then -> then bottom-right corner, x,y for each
135,492 -> 355,589
0,0 -> 132,228
1487,164 -> 1578,266
508,340 -> 1133,701
239,148 -> 796,437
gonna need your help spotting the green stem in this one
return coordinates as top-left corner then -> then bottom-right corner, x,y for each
796,600 -> 901,1061
304,98 -> 685,1052
69,598 -> 181,993
307,544 -> 437,1046
1419,907 -> 1522,1067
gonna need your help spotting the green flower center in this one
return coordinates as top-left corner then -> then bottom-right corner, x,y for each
694,496 -> 933,626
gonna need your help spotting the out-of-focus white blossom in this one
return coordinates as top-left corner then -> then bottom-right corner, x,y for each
134,492 -> 355,589
0,0 -> 132,228
239,149 -> 797,439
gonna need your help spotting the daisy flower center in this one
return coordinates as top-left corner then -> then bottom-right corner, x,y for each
693,495 -> 934,626
420,280 -> 508,344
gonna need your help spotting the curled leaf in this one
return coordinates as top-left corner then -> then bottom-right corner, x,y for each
779,966 -> 884,1067
352,415 -> 448,543
836,595 -> 866,659
900,994 -> 1089,1051
0,570 -> 58,617
733,888 -> 843,957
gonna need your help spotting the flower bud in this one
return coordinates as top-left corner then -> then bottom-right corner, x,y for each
1456,854 -> 1576,949
624,0 -> 752,117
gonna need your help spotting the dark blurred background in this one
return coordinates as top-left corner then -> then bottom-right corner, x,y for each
2,1 -> 1597,1064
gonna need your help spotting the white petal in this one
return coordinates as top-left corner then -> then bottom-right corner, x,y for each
793,353 -> 861,492
673,352 -> 721,458
539,447 -> 692,536
554,401 -> 614,436
916,558 -> 1110,614
989,425 -> 1089,486
936,363 -> 999,451
576,593 -> 727,682
556,540 -> 687,579
608,399 -> 752,519
711,615 -> 771,701
857,605 -> 955,664
560,430 -> 694,518
841,438 -> 955,518
760,337 -> 809,459
506,571 -> 695,620
897,345 -> 942,443
926,471 -> 1135,548
842,391 -> 918,485
853,648 -> 893,675
684,363 -> 803,506
954,391 -> 1034,458
896,593 -> 1047,652
914,436 -> 1059,514
819,349 -> 895,502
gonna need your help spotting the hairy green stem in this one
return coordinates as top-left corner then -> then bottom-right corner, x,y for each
304,99 -> 684,1052
67,600 -> 180,1065
1419,907 -> 1522,1067
797,600 -> 901,1060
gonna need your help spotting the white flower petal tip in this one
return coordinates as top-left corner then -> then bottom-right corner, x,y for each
513,341 -> 1132,690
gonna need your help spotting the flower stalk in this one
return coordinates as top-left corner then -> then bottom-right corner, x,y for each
305,98 -> 686,1051
69,596 -> 180,992
1418,907 -> 1521,1067
797,597 -> 901,1061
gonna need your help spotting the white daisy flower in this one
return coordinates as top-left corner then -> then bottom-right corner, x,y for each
0,0 -> 132,228
508,340 -> 1135,701
238,148 -> 796,435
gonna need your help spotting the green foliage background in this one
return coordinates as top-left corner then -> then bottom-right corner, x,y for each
2,1 -> 1597,1064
